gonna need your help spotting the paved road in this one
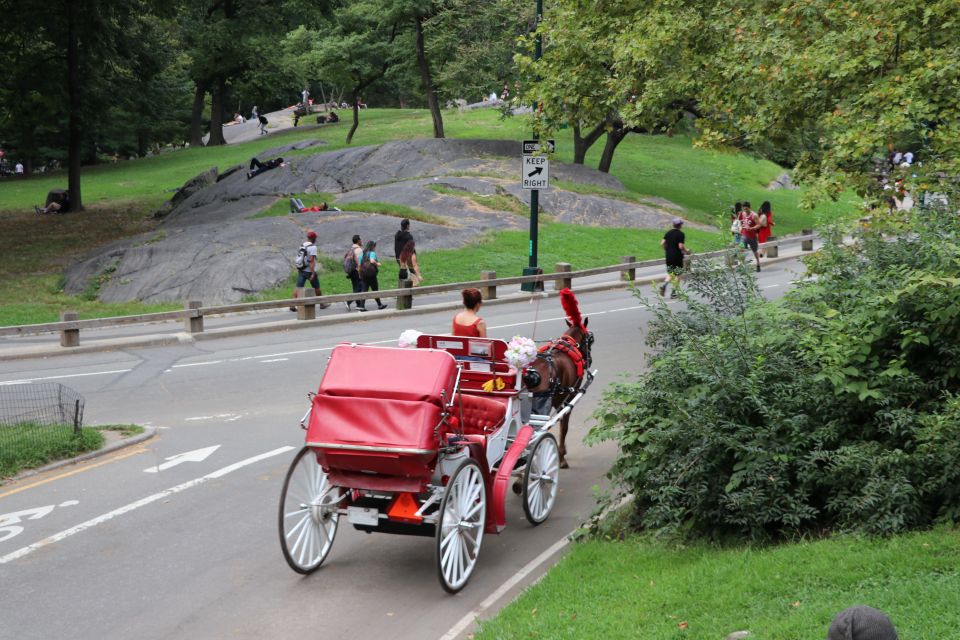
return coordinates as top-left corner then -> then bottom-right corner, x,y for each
0,260 -> 804,639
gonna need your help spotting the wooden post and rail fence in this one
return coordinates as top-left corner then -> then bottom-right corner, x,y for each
0,234 -> 816,349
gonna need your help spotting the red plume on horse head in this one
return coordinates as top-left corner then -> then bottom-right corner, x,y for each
559,288 -> 584,330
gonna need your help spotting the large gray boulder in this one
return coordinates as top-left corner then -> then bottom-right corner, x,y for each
64,138 -> 688,304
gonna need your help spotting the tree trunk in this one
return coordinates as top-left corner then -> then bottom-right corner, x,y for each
207,76 -> 227,146
598,127 -> 629,173
414,15 -> 444,139
346,91 -> 360,144
66,0 -> 83,210
573,121 -> 606,165
190,80 -> 207,147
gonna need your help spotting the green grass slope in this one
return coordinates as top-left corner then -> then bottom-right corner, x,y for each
476,529 -> 960,640
0,108 -> 861,325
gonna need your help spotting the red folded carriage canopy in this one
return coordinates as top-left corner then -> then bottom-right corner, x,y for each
308,344 -> 459,482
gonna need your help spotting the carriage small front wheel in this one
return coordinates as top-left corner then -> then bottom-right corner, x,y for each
522,433 -> 560,525
278,446 -> 340,574
436,457 -> 486,593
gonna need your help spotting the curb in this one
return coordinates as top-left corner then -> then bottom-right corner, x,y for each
4,426 -> 157,484
0,252 -> 810,361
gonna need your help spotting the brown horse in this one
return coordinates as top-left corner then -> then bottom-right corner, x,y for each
522,317 -> 594,468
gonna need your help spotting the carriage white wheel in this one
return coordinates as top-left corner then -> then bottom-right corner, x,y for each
522,433 -> 560,525
435,458 -> 486,593
278,447 -> 340,574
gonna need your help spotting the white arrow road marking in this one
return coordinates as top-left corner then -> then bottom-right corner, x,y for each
143,445 -> 221,473
0,446 -> 295,564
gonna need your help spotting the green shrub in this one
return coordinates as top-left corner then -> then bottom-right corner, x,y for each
590,207 -> 960,541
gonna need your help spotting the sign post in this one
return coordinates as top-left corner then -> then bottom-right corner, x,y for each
521,138 -> 554,292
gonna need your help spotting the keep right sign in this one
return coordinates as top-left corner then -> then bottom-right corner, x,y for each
521,155 -> 549,190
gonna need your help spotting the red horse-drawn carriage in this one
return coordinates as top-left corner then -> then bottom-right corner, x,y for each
278,317 -> 596,592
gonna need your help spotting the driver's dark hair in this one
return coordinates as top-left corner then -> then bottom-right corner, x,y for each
400,218 -> 410,230
461,288 -> 482,310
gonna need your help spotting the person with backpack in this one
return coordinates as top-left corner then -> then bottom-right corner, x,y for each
394,219 -> 413,266
258,113 -> 269,135
359,240 -> 388,310
344,234 -> 365,311
289,230 -> 330,311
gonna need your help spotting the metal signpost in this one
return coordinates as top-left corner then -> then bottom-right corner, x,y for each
521,139 -> 554,292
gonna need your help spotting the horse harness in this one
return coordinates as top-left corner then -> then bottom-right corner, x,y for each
526,334 -> 592,401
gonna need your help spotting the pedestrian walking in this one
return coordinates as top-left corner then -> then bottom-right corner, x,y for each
250,105 -> 259,120
359,240 -> 388,310
394,218 -> 413,266
730,201 -> 743,244
757,201 -> 774,256
345,234 -> 365,311
658,217 -> 691,298
15,161 -> 24,176
301,87 -> 310,107
289,230 -> 330,310
398,240 -> 423,286
258,113 -> 269,135
739,201 -> 762,271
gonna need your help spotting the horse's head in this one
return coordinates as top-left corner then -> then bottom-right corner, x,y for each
564,317 -> 594,367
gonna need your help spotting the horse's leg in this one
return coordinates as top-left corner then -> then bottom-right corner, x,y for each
558,412 -> 570,469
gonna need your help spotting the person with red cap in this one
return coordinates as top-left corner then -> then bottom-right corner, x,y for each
290,230 -> 329,310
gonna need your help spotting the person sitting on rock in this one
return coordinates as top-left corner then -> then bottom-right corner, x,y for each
247,157 -> 284,180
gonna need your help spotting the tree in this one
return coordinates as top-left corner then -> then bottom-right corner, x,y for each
696,0 -> 960,205
427,0 -> 532,106
309,1 -> 404,143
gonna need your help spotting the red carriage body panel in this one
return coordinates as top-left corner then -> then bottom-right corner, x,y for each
307,345 -> 458,483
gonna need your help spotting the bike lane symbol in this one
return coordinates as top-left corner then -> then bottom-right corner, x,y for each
0,501 -> 79,543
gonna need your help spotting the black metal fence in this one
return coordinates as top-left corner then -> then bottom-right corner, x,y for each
0,383 -> 86,469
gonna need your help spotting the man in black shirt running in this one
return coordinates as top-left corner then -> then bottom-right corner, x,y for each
659,217 -> 691,298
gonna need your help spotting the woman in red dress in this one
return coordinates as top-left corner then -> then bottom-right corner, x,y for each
758,200 -> 774,254
452,288 -> 487,337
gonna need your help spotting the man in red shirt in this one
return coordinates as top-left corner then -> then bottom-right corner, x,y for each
739,201 -> 761,272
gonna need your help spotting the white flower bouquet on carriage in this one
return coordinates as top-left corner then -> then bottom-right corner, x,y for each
504,335 -> 537,370
397,329 -> 422,348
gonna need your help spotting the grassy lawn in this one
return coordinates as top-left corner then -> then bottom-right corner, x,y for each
476,529 -> 960,640
248,222 -> 728,301
0,423 -> 144,479
0,107 -> 861,325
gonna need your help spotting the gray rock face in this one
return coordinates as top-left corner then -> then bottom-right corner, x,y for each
152,167 -> 218,219
64,138 -> 688,304
767,171 -> 797,190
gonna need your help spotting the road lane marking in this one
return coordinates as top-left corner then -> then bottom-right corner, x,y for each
0,446 -> 294,564
0,368 -> 133,386
438,535 -> 571,640
143,445 -> 220,473
260,358 -> 289,363
0,447 -> 147,500
762,283 -> 782,289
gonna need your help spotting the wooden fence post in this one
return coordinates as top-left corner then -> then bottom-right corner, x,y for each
295,287 -> 316,320
185,300 -> 204,333
620,255 -> 636,281
396,279 -> 413,310
480,271 -> 497,300
60,311 -> 80,347
801,230 -> 814,251
554,263 -> 572,290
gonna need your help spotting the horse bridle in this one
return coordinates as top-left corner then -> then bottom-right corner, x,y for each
524,330 -> 594,399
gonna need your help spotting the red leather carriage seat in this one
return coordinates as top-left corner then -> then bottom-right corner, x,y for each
456,393 -> 506,435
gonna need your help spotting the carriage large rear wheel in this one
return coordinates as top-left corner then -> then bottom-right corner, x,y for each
279,446 -> 340,574
436,457 -> 486,593
522,433 -> 560,525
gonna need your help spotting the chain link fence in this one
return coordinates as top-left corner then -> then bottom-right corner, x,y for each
1,383 -> 87,476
